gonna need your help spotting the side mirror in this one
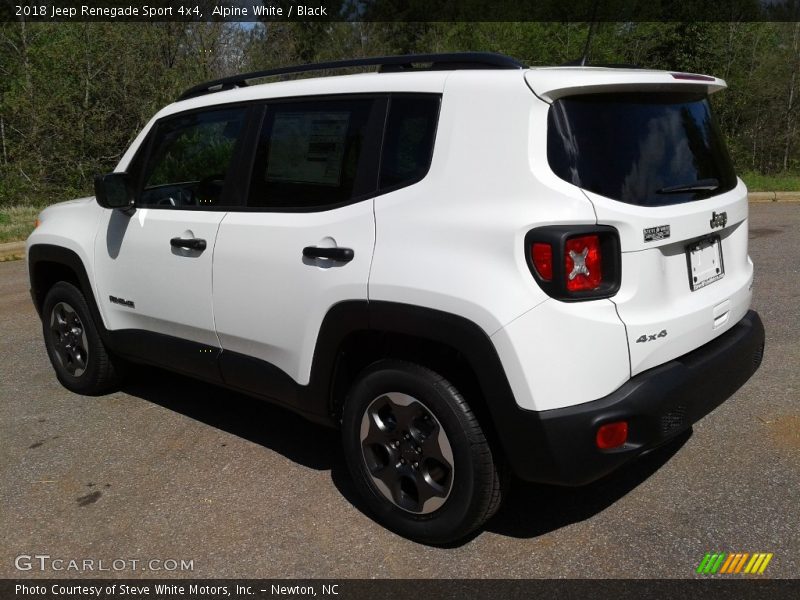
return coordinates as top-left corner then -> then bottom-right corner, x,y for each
94,173 -> 134,210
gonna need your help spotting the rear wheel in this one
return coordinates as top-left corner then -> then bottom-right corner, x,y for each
341,360 -> 504,544
42,282 -> 121,395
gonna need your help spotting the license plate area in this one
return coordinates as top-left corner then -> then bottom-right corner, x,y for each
686,235 -> 724,291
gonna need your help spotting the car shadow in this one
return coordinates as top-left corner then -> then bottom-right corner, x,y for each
329,425 -> 692,547
485,429 -> 691,539
120,366 -> 691,544
119,366 -> 340,471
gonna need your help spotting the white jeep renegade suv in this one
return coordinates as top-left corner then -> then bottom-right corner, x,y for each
27,53 -> 765,544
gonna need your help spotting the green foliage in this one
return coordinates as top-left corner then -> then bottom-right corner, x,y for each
148,132 -> 236,187
740,171 -> 800,192
0,21 -> 244,207
1,20 -> 799,212
0,205 -> 40,243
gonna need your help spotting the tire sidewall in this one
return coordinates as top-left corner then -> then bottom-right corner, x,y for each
342,361 -> 485,544
42,282 -> 107,394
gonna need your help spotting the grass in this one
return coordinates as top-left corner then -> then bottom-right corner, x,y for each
0,205 -> 41,244
740,172 -> 800,192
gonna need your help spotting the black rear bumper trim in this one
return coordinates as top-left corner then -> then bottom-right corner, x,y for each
508,310 -> 765,485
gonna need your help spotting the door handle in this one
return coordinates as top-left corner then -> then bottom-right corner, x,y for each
170,237 -> 207,251
302,246 -> 354,262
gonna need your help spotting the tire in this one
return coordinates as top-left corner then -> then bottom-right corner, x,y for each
341,359 -> 504,544
41,281 -> 122,395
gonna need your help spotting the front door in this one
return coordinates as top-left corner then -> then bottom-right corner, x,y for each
94,105 -> 251,378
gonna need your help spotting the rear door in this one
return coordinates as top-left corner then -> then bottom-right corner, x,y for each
212,96 -> 386,400
544,85 -> 753,376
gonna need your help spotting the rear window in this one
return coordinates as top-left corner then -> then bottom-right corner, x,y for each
547,92 -> 737,206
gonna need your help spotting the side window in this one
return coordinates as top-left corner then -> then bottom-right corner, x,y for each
379,96 -> 440,191
137,107 -> 247,208
248,99 -> 378,209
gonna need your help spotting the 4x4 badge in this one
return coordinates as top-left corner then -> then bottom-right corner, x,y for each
710,211 -> 727,229
636,330 -> 667,343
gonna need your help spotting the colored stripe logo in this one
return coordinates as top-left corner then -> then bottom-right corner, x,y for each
696,552 -> 773,574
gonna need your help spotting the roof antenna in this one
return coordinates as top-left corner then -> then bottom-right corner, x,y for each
579,0 -> 601,66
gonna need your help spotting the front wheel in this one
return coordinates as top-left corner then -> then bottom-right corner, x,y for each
341,360 -> 504,544
42,281 -> 122,395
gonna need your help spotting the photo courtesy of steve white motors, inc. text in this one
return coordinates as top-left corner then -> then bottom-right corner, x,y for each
15,583 -> 340,597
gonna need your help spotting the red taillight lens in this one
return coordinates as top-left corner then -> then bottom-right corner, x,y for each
525,226 -> 619,300
596,421 -> 628,450
565,235 -> 602,291
531,243 -> 553,281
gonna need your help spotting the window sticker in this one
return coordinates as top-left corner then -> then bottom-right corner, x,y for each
266,112 -> 350,186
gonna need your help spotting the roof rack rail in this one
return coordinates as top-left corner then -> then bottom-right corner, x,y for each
177,52 -> 526,101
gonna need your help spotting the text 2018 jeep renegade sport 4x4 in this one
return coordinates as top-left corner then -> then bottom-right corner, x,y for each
27,53 -> 765,544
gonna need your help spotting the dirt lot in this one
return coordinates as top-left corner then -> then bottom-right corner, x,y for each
1,203 -> 797,578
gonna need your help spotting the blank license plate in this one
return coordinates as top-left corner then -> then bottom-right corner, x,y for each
687,236 -> 724,291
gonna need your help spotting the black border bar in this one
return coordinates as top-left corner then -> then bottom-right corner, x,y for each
3,1 -> 800,23
3,579 -> 800,600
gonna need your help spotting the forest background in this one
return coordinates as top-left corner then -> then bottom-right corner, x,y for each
2,19 -> 799,240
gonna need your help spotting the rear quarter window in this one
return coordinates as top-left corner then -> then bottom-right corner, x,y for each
547,92 -> 737,206
379,95 -> 440,191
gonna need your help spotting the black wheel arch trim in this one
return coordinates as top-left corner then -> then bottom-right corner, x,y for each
306,300 -> 535,477
28,244 -> 106,329
221,299 -> 528,467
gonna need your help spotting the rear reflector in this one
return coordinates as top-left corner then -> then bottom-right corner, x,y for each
531,243 -> 553,281
596,421 -> 628,450
565,235 -> 602,291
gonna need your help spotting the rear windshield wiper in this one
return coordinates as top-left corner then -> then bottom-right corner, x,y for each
656,178 -> 719,194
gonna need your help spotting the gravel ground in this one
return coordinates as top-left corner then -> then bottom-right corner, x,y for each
0,203 -> 797,579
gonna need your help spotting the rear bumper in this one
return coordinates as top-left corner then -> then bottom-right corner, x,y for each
505,310 -> 765,485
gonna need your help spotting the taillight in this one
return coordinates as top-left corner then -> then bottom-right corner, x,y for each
524,225 -> 620,301
531,243 -> 553,281
565,235 -> 602,291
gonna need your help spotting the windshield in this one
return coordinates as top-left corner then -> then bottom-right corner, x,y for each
547,92 -> 737,206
